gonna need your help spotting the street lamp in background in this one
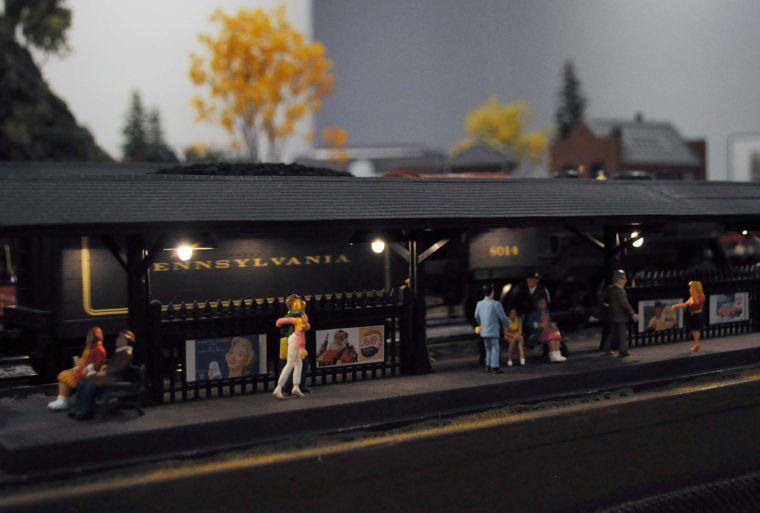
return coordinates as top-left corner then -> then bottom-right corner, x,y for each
631,231 -> 644,248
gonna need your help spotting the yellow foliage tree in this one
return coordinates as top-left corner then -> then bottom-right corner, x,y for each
321,125 -> 349,162
189,6 -> 335,162
454,98 -> 548,165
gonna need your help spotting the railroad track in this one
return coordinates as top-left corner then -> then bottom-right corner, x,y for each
2,364 -> 759,513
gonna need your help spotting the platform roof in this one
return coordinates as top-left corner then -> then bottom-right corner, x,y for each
1,173 -> 759,235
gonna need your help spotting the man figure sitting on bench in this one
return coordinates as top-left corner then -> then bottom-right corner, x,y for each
70,330 -> 135,421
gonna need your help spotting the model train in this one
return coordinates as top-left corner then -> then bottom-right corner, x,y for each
2,233 -> 404,377
427,223 -> 730,329
1,223 -> 731,379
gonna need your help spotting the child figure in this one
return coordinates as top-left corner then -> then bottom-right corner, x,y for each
504,308 -> 525,367
273,296 -> 310,399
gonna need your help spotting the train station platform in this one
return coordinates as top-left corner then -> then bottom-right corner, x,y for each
1,331 -> 759,479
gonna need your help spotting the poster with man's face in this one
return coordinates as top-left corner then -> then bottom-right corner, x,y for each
315,325 -> 385,368
185,334 -> 267,382
709,293 -> 749,325
638,299 -> 682,333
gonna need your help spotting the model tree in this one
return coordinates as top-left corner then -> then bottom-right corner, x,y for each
145,109 -> 178,163
183,143 -> 229,163
555,60 -> 586,141
121,91 -> 148,161
0,0 -> 110,160
2,0 -> 71,54
189,6 -> 335,162
454,98 -> 548,165
321,126 -> 349,162
121,91 -> 178,163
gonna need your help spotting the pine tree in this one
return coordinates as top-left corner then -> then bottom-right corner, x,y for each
555,60 -> 586,141
145,108 -> 178,163
146,109 -> 163,147
121,91 -> 148,161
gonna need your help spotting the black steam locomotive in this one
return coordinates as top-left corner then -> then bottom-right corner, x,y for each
3,234 -> 400,377
2,223 -> 729,379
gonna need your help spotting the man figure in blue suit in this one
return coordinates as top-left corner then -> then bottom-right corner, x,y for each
474,283 -> 509,374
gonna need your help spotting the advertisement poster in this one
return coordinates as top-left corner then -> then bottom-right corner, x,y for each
185,334 -> 266,382
315,325 -> 385,368
637,298 -> 683,333
709,292 -> 750,324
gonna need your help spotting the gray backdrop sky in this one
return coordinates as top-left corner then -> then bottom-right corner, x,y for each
314,0 -> 760,179
40,0 -> 311,160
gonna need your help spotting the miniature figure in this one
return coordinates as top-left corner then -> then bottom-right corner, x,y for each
47,326 -> 106,411
474,283 -> 509,373
668,280 -> 705,353
504,308 -> 525,367
69,330 -> 135,420
273,295 -> 310,399
527,297 -> 566,362
507,271 -> 550,318
601,270 -> 639,358
279,294 -> 312,394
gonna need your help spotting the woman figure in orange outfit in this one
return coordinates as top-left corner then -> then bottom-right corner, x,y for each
669,281 -> 706,353
47,326 -> 107,410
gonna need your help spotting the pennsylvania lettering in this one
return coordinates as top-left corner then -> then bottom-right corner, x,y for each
152,255 -> 351,272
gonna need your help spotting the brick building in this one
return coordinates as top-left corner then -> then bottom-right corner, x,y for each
550,113 -> 706,180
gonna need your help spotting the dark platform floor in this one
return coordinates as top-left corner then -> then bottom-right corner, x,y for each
1,332 -> 759,477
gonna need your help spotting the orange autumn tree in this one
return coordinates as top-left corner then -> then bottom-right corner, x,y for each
321,126 -> 348,162
453,98 -> 548,165
189,6 -> 335,162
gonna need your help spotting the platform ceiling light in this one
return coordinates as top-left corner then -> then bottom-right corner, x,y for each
631,231 -> 644,249
164,234 -> 218,261
371,238 -> 386,254
176,244 -> 194,262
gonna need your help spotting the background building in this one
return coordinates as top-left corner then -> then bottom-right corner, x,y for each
313,0 -> 760,180
550,113 -> 707,180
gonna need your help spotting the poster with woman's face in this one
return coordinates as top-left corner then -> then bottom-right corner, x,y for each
315,325 -> 385,368
709,293 -> 750,324
185,334 -> 267,382
637,299 -> 682,333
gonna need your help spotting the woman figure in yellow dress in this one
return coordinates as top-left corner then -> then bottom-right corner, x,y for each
47,327 -> 107,411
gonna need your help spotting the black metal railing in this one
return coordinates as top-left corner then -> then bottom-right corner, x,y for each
147,289 -> 410,403
631,265 -> 760,288
626,266 -> 760,348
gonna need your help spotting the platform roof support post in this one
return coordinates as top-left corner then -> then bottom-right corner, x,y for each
124,233 -> 165,394
126,234 -> 150,366
603,226 -> 619,285
407,231 -> 432,375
